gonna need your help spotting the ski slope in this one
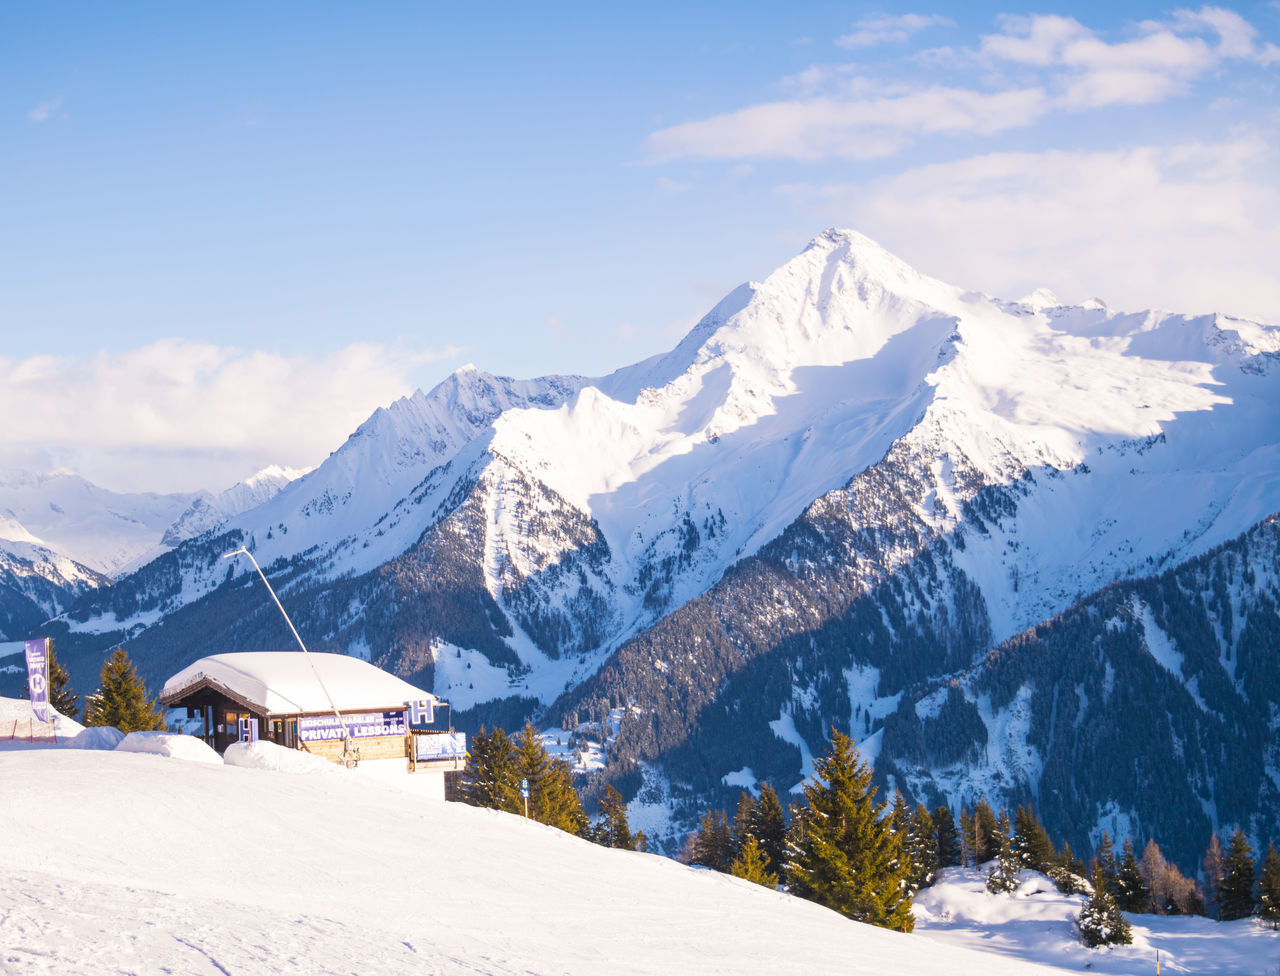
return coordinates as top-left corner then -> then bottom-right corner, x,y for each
1,715 -> 1274,975
0,748 -> 1050,976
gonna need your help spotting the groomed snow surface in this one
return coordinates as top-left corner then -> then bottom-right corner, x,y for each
2,706 -> 1275,975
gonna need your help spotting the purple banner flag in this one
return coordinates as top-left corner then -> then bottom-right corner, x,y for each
24,638 -> 50,723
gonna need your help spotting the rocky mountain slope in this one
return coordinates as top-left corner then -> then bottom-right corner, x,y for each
26,229 -> 1280,867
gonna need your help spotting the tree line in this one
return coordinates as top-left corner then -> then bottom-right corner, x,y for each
692,740 -> 1280,946
454,725 -> 644,852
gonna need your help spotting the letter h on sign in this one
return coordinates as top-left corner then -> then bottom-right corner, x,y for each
408,699 -> 434,725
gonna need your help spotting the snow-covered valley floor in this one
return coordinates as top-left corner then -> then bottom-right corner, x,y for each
1,723 -> 1275,974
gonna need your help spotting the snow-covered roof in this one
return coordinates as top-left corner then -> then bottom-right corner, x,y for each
160,652 -> 435,716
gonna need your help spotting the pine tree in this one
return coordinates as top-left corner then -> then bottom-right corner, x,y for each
1257,842 -> 1280,929
1217,829 -> 1257,921
691,808 -> 734,872
511,724 -> 589,835
732,791 -> 758,859
1078,866 -> 1133,947
82,646 -> 167,733
986,811 -> 1020,894
730,835 -> 779,888
1092,832 -> 1118,896
749,783 -> 788,872
634,830 -> 648,854
459,726 -> 520,812
1202,832 -> 1225,919
970,799 -> 999,865
1049,842 -> 1088,895
1114,838 -> 1150,913
933,805 -> 962,868
46,642 -> 79,720
595,785 -> 634,850
787,730 -> 914,932
1012,804 -> 1055,873
906,804 -> 938,892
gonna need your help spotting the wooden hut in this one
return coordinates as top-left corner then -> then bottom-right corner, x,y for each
159,652 -> 466,778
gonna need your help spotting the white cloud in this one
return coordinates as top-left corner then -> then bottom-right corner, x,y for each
836,13 -> 954,50
778,138 -> 1280,323
0,339 -> 459,493
983,9 -> 1278,109
647,86 -> 1048,161
647,8 -> 1279,162
27,99 -> 62,123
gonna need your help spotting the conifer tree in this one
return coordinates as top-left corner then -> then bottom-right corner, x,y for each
1139,839 -> 1201,915
1092,832 -> 1118,896
933,805 -> 962,868
1078,866 -> 1133,947
730,835 -> 779,888
46,642 -> 79,720
1257,842 -> 1280,929
634,830 -> 648,854
970,799 -> 999,864
906,804 -> 938,892
1217,829 -> 1257,921
82,646 -> 166,733
595,785 -> 634,850
959,807 -> 976,866
691,808 -> 734,872
1114,838 -> 1150,913
749,783 -> 788,872
732,791 -> 758,859
459,726 -> 520,812
1202,832 -> 1225,918
1012,804 -> 1055,873
1050,842 -> 1088,895
986,811 -> 1020,894
787,730 -> 914,932
511,724 -> 589,836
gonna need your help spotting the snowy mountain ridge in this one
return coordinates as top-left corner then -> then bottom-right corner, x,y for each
27,229 -> 1280,863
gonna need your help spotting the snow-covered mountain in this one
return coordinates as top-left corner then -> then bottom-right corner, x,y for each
0,515 -> 107,639
0,472 -> 202,577
35,229 -> 1280,868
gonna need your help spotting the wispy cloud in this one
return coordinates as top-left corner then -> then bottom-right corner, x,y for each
647,85 -> 1048,161
647,7 -> 1279,162
27,98 -> 63,123
836,13 -> 954,49
778,137 -> 1280,321
0,339 -> 460,492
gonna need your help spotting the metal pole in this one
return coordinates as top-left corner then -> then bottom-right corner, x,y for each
223,546 -> 354,762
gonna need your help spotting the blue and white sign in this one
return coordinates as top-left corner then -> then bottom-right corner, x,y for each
24,638 -> 50,723
298,710 -> 407,743
407,698 -> 435,725
414,731 -> 467,762
520,778 -> 530,799
237,716 -> 259,743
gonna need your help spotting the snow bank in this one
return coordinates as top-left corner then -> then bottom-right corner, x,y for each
116,731 -> 222,764
62,726 -> 125,750
0,695 -> 84,744
223,739 -> 337,775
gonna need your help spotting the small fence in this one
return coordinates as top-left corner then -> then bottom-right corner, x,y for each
6,719 -> 60,744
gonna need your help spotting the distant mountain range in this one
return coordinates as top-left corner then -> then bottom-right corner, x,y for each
10,229 -> 1279,869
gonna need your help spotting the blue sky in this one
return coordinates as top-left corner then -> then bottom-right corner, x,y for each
3,2 -> 1278,491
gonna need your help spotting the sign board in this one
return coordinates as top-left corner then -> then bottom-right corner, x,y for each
24,639 -> 50,723
520,778 -> 530,798
298,710 -> 407,743
407,698 -> 435,725
413,731 -> 467,762
237,716 -> 259,743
